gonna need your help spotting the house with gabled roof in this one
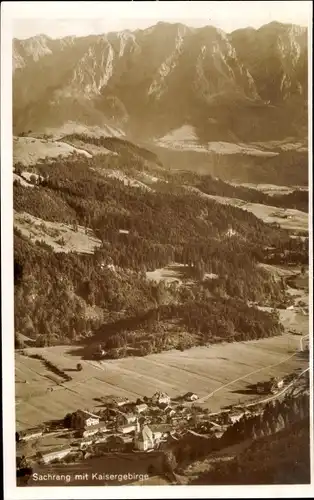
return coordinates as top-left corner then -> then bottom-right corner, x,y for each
135,403 -> 148,414
71,409 -> 100,429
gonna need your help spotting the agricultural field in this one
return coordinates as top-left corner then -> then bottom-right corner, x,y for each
15,262 -> 309,430
16,324 -> 308,430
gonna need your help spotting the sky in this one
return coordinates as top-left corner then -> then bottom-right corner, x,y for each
7,1 -> 312,40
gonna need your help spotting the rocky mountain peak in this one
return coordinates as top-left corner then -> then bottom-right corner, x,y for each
13,21 -> 308,141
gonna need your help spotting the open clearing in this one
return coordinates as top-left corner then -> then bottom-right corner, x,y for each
186,187 -> 308,233
62,138 -> 116,156
100,169 -> 152,191
146,263 -> 218,285
14,211 -> 102,254
156,127 -> 278,157
146,263 -> 188,284
43,121 -> 125,141
13,136 -> 92,166
230,182 -> 308,197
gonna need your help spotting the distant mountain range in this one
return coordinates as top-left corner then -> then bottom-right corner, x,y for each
13,21 -> 308,143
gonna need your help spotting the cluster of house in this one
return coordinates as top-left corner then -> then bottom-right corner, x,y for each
16,373 -> 295,469
16,390 -> 202,464
66,391 -> 185,451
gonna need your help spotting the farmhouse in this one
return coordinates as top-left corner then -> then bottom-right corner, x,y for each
184,392 -> 198,402
102,395 -> 130,407
256,377 -> 283,395
151,391 -> 170,406
42,447 -> 72,464
71,410 -> 99,429
82,423 -> 107,438
135,403 -> 148,414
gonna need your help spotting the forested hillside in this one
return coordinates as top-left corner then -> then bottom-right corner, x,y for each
191,394 -> 310,485
14,148 -> 307,353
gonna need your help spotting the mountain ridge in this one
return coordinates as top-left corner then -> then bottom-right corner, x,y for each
13,21 -> 308,143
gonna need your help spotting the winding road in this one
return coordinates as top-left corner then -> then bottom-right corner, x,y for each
196,333 -> 309,406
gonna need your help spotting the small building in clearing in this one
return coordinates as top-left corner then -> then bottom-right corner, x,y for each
102,396 -> 130,408
184,392 -> 198,402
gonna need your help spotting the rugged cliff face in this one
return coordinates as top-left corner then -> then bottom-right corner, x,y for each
13,21 -> 308,142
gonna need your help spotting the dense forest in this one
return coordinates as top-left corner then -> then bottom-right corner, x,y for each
13,148 -> 307,353
40,133 -> 309,212
262,237 -> 309,266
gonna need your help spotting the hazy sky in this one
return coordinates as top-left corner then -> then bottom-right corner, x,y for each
7,1 -> 312,39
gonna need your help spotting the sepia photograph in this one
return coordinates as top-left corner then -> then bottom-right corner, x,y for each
1,1 -> 313,498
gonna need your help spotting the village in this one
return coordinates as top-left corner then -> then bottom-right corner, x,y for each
16,370 -> 304,469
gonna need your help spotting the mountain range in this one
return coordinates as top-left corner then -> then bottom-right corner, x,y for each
13,21 -> 308,143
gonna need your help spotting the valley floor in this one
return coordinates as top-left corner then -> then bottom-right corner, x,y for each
16,300 -> 309,430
